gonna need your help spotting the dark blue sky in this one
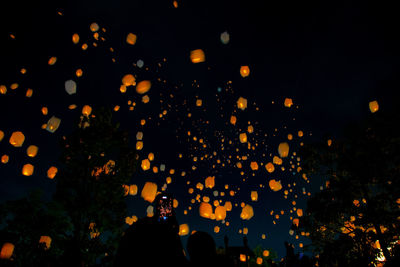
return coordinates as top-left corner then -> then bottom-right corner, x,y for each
0,0 -> 398,259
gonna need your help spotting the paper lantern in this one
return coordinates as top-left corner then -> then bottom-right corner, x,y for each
148,152 -> 154,161
190,49 -> 205,63
247,125 -> 254,133
141,159 -> 150,171
240,66 -> 250,77
22,163 -> 34,176
65,80 -> 77,95
129,184 -> 138,195
1,155 -> 9,164
136,80 -> 151,94
284,98 -> 293,107
250,161 -> 259,171
46,116 -> 61,133
256,257 -> 263,265
90,22 -> 99,32
240,204 -> 254,220
0,243 -> 14,259
136,131 -> 143,140
220,31 -> 230,44
215,206 -> 227,221
72,33 -> 79,44
214,226 -> 220,233
136,141 -> 143,150
41,107 -> 48,115
298,130 -> 303,137
146,205 -> 154,217
369,100 -> 379,113
297,209 -> 303,217
199,202 -> 213,218
82,105 -> 92,116
141,182 -> 158,203
76,69 -> 83,77
263,250 -> 270,257
230,115 -> 237,125
237,97 -> 247,110
47,166 -> 58,179
173,199 -> 179,208
9,131 -> 25,147
27,145 -> 38,157
39,236 -> 51,250
0,85 -> 6,94
273,156 -> 282,165
251,191 -> 258,201
265,162 -> 275,173
126,33 -> 137,45
196,99 -> 202,107
269,179 -> 282,191
224,201 -> 232,211
179,224 -> 189,236
278,142 -> 289,158
48,57 -> 57,65
205,176 -> 215,189
0,130 -> 4,141
239,133 -> 248,143
142,95 -> 150,103
122,74 -> 136,86
25,88 -> 33,97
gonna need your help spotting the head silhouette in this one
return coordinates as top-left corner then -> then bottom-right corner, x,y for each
187,231 -> 216,264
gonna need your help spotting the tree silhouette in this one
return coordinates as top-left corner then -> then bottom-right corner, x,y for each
53,107 -> 137,265
298,108 -> 400,266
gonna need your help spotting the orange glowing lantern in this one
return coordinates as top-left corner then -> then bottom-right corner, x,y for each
0,243 -> 14,259
126,33 -> 137,45
265,162 -> 275,173
136,80 -> 151,94
47,166 -> 58,179
237,97 -> 247,110
240,66 -> 250,77
199,202 -> 213,218
22,164 -> 34,176
215,206 -> 227,221
269,179 -> 282,191
369,100 -> 379,113
9,131 -> 25,147
240,204 -> 254,220
39,236 -> 51,250
190,49 -> 205,63
141,182 -> 158,203
278,142 -> 289,158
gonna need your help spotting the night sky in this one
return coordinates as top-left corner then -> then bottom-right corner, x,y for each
0,0 -> 398,259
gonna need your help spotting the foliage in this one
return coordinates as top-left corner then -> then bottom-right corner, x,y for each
298,109 -> 400,266
0,189 -> 72,266
53,107 -> 137,265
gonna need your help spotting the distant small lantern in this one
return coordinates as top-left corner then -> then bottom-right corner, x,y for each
251,191 -> 258,201
284,98 -> 293,107
126,33 -> 137,45
47,166 -> 58,179
9,131 -> 25,147
278,142 -> 289,158
190,49 -> 205,63
265,162 -> 275,173
82,105 -> 92,116
237,97 -> 247,110
240,204 -> 254,220
136,80 -> 151,94
230,115 -> 237,125
205,176 -> 215,189
39,236 -> 52,250
179,224 -> 189,236
0,243 -> 14,259
22,163 -> 34,176
129,184 -> 138,195
46,116 -> 61,133
369,100 -> 379,113
250,161 -> 259,171
141,159 -> 151,171
72,33 -> 80,44
269,179 -> 282,191
240,66 -> 250,77
239,133 -> 248,143
27,145 -> 38,157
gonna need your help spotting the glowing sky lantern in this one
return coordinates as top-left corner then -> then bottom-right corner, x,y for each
90,22 -> 99,32
48,57 -> 57,65
220,31 -> 230,44
27,145 -> 38,157
273,156 -> 282,165
240,66 -> 250,77
250,161 -> 259,170
146,205 -> 154,217
199,202 -> 213,219
0,130 -> 3,142
239,133 -> 248,143
72,33 -> 80,44
278,142 -> 289,158
141,159 -> 151,171
39,236 -> 51,250
196,99 -> 202,107
284,98 -> 293,107
0,243 -> 14,259
240,204 -> 254,220
47,166 -> 58,179
136,131 -> 143,140
1,155 -> 9,164
269,179 -> 282,191
126,33 -> 137,45
25,88 -> 33,97
82,105 -> 92,116
129,184 -> 138,195
215,206 -> 227,221
190,49 -> 205,63
22,164 -> 34,176
136,141 -> 143,150
205,176 -> 215,189
369,100 -> 379,113
179,224 -> 189,236
230,115 -> 237,125
0,85 -> 7,94
237,97 -> 247,110
46,116 -> 61,133
136,80 -> 151,94
224,201 -> 232,211
265,162 -> 275,173
65,80 -> 77,95
9,131 -> 25,147
141,182 -> 157,202
251,191 -> 258,201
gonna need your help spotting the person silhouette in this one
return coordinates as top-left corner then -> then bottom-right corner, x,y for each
114,193 -> 188,267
